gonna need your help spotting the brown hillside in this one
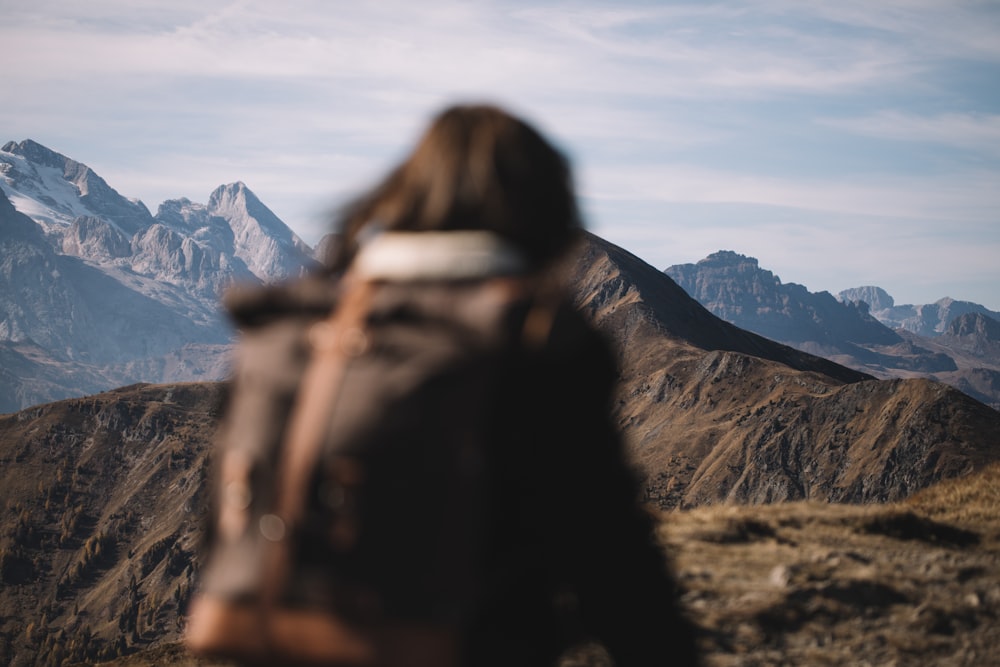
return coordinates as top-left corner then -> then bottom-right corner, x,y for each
572,234 -> 870,385
570,234 -> 1000,509
0,383 -> 224,666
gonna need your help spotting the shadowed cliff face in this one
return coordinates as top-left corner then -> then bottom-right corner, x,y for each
665,250 -> 902,347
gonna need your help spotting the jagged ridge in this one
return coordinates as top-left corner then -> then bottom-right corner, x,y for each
0,140 -> 323,413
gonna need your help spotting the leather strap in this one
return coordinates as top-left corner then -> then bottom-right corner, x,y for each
273,275 -> 375,546
261,275 -> 377,651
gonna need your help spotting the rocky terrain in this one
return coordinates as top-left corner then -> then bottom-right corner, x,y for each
665,251 -> 1000,409
2,235 -> 999,665
662,462 -> 1000,666
0,140 -> 318,413
839,286 -> 1000,338
3,381 -> 998,667
11,455 -> 998,667
0,383 -> 224,666
573,236 -> 1000,509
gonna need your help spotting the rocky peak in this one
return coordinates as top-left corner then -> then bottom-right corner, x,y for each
154,198 -> 203,233
0,145 -> 321,412
839,285 -> 895,311
697,250 -> 760,270
2,139 -> 67,169
208,182 -> 261,218
208,182 -> 295,243
946,312 -> 1000,340
664,251 -> 899,347
909,299 -> 998,337
206,182 -> 316,281
680,251 -> 783,298
61,216 -> 131,259
1,139 -> 154,237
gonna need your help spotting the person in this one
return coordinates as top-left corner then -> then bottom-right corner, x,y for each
189,103 -> 700,666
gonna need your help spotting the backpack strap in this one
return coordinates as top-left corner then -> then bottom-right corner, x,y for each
489,273 -> 562,349
271,276 -> 375,543
265,274 -> 373,570
258,275 -> 378,659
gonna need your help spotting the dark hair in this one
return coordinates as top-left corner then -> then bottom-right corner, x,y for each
329,103 -> 583,271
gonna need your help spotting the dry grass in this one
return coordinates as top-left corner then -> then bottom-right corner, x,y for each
656,464 -> 1000,666
904,462 -> 1000,529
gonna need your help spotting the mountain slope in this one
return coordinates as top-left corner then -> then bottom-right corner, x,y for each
571,236 -> 1000,508
207,182 -> 314,280
659,462 -> 1000,666
0,140 -> 154,236
0,189 -> 232,413
34,465 -> 1000,667
575,240 -> 869,384
0,382 -> 225,666
665,250 -> 1000,409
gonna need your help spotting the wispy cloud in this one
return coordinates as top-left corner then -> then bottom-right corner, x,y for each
818,112 -> 1000,156
585,161 -> 1000,222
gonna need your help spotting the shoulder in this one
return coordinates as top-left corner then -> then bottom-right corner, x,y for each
514,286 -> 619,388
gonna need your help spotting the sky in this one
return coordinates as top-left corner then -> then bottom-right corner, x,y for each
2,0 -> 999,309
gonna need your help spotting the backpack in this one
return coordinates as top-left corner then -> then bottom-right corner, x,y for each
185,273 -> 549,666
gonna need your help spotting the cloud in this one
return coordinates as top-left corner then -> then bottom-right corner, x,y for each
511,2 -> 928,98
796,0 -> 1000,61
818,112 -> 1000,156
581,160 -> 1000,223
0,0 -> 942,101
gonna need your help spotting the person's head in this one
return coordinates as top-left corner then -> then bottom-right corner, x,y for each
329,103 -> 583,271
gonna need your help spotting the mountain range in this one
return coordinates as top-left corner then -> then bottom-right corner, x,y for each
2,141 -> 999,665
4,140 -> 997,414
0,139 -> 319,413
665,251 -> 1000,409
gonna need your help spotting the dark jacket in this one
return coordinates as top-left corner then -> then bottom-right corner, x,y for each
201,232 -> 700,666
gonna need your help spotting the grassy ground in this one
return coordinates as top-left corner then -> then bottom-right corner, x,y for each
660,463 -> 1000,666
76,464 -> 1000,667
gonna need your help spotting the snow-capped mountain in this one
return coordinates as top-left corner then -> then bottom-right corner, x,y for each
0,140 -> 154,236
0,140 -> 321,412
208,181 -> 315,279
